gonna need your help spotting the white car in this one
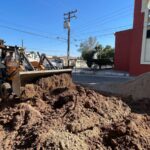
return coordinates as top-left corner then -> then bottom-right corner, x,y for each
50,59 -> 64,69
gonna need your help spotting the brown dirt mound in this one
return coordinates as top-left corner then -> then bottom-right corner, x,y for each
108,72 -> 150,100
102,114 -> 150,150
0,73 -> 150,149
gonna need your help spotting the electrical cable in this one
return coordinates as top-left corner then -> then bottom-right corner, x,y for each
0,24 -> 67,42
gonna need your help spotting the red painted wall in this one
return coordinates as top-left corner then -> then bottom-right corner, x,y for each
114,29 -> 132,71
129,0 -> 150,75
115,0 -> 150,76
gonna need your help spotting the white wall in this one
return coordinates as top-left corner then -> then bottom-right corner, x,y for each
141,0 -> 150,64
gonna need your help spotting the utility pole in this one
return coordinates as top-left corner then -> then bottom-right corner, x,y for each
21,40 -> 24,48
64,10 -> 77,67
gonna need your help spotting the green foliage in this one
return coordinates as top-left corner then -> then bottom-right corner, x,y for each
95,44 -> 103,53
82,50 -> 96,61
97,45 -> 114,59
78,36 -> 98,61
78,37 -> 115,68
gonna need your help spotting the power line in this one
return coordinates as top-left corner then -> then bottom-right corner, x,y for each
75,5 -> 133,32
73,24 -> 132,37
73,32 -> 115,42
0,17 -> 65,37
73,11 -> 132,35
69,6 -> 134,45
69,5 -> 134,41
71,12 -> 132,40
26,47 -> 66,52
74,20 -> 150,42
0,24 -> 67,42
72,21 -> 150,44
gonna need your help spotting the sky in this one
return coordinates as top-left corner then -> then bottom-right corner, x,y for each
0,0 -> 134,57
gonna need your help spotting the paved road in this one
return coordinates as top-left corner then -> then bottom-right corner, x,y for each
72,73 -> 131,85
72,73 -> 133,93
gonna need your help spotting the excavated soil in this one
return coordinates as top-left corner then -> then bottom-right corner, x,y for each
0,74 -> 150,149
103,72 -> 150,101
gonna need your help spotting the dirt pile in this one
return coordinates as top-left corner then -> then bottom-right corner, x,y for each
107,72 -> 150,100
0,73 -> 150,149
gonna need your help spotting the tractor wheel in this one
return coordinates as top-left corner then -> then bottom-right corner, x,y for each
0,83 -> 12,100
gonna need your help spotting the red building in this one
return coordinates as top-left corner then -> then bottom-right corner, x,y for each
115,0 -> 150,75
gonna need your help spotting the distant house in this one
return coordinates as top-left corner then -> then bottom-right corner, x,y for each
75,59 -> 88,68
26,52 -> 40,62
59,56 -> 77,66
115,0 -> 150,75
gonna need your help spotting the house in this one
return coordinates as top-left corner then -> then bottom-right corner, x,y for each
59,56 -> 77,67
115,0 -> 150,75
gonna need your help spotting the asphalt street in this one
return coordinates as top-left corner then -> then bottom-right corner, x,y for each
72,72 -> 133,94
72,73 -> 131,85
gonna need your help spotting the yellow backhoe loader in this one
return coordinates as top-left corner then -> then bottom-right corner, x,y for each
0,42 -> 72,100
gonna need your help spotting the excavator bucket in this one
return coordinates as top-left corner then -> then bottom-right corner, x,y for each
12,69 -> 72,97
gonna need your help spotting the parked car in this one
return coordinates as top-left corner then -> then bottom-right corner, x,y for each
50,59 -> 64,69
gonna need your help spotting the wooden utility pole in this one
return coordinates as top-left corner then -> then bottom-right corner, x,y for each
64,10 -> 77,67
21,40 -> 24,48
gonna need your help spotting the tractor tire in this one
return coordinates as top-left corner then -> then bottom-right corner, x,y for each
0,83 -> 12,100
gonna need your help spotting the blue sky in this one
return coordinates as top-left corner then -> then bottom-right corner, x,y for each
0,0 -> 134,56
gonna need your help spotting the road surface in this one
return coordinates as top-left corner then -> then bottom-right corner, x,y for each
72,73 -> 133,93
73,73 -> 131,85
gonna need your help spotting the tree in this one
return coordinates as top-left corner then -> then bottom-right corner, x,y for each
95,44 -> 103,59
97,45 -> 114,59
78,38 -> 115,69
78,37 -> 98,61
82,50 -> 96,68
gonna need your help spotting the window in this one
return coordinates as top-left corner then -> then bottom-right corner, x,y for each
146,10 -> 150,38
147,30 -> 150,38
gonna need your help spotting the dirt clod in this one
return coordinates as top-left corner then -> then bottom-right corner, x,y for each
0,73 -> 149,149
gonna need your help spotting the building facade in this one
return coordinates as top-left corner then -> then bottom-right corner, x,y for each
115,0 -> 150,75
